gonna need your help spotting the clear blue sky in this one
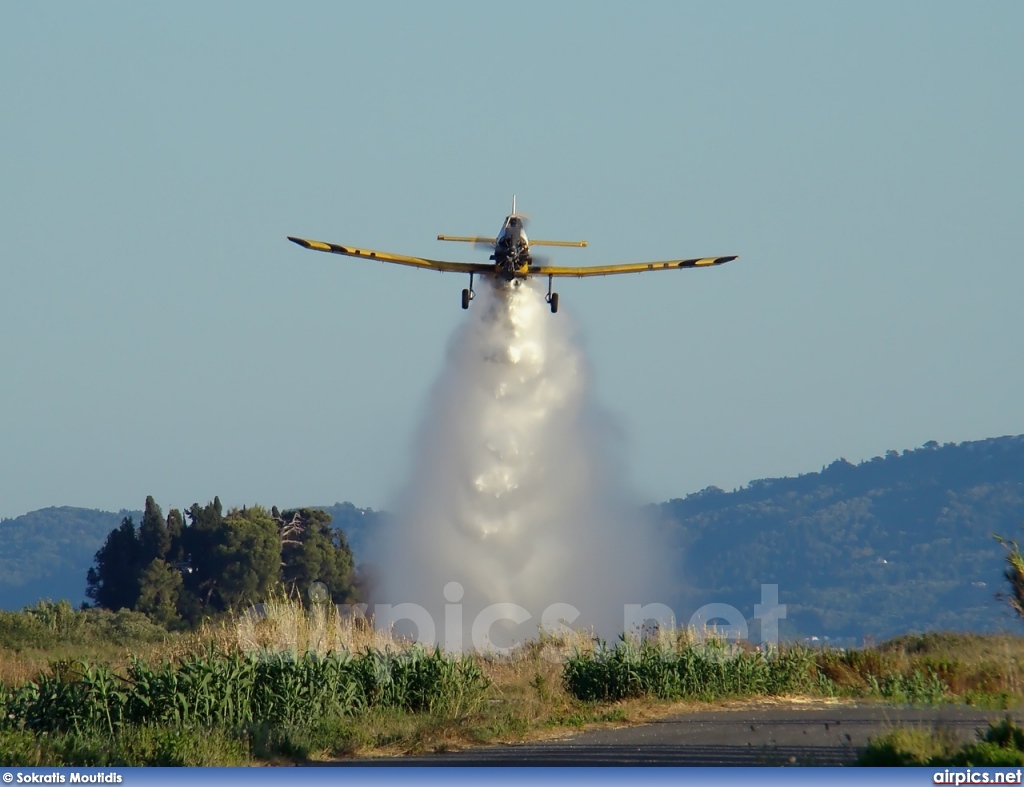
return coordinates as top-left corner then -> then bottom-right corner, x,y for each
2,2 -> 1022,520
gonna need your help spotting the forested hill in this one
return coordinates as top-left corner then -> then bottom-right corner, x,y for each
656,435 -> 1024,640
0,507 -> 137,611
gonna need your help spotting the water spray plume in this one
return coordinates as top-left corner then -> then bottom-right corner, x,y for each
371,280 -> 671,650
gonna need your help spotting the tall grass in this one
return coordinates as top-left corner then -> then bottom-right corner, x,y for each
817,648 -> 949,703
561,626 -> 984,704
563,634 -> 818,702
0,647 -> 488,735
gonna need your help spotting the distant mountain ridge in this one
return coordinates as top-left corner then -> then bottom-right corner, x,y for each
656,435 -> 1024,638
3,435 -> 1023,639
0,506 -> 138,610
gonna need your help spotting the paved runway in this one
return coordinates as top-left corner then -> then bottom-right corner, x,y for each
330,703 -> 1018,766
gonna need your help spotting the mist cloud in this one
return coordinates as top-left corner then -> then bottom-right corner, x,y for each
370,280 -> 671,649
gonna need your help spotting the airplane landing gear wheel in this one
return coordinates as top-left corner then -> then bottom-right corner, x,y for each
461,273 -> 476,310
544,274 -> 559,314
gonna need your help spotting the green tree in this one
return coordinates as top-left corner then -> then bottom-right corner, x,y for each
165,508 -> 185,564
182,497 -> 225,607
175,577 -> 204,626
136,558 -> 183,626
86,516 -> 143,610
84,496 -> 359,626
139,495 -> 170,562
279,508 -> 357,602
212,506 -> 281,610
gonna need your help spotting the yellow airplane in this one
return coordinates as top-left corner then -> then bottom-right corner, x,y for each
288,198 -> 737,313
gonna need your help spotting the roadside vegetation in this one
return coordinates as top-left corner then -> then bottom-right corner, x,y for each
859,717 -> 1024,766
5,597 -> 1024,766
566,629 -> 1024,707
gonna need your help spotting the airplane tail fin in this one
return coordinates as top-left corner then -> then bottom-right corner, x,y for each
437,234 -> 496,252
437,235 -> 495,245
528,239 -> 588,248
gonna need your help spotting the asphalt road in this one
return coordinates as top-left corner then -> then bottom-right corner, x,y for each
329,703 -> 1019,766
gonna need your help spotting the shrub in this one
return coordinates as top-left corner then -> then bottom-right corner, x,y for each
859,718 -> 1024,767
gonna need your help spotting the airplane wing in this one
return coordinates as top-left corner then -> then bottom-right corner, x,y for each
532,255 -> 737,278
288,236 -> 492,275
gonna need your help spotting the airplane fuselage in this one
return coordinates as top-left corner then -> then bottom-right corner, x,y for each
491,215 -> 532,280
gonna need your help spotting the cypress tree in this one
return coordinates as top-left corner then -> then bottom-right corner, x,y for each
139,495 -> 170,562
86,516 -> 143,610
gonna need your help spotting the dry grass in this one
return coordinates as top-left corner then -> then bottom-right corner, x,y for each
0,638 -> 179,687
878,632 -> 1024,698
229,597 -> 405,655
227,598 -> 600,671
